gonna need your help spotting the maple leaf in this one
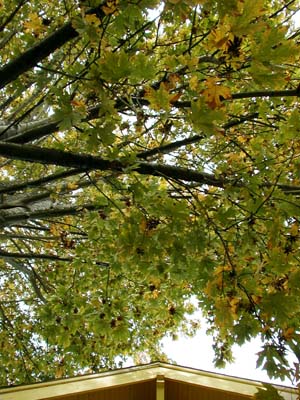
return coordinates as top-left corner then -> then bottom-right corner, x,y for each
202,77 -> 231,109
102,0 -> 119,15
84,14 -> 100,26
2,0 -> 300,386
23,13 -> 45,37
254,383 -> 284,400
70,99 -> 86,111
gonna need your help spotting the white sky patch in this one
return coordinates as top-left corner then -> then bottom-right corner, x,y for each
161,325 -> 296,386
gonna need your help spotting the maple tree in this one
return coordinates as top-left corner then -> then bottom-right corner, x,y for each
0,0 -> 300,394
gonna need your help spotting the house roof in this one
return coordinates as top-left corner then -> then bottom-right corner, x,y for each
0,362 -> 297,400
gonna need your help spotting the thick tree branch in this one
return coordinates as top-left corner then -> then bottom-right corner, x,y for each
0,203 -> 102,227
1,120 -> 59,143
5,258 -> 48,303
172,89 -> 300,108
0,23 -> 78,90
0,141 -> 226,187
137,134 -> 205,159
0,6 -> 105,89
0,233 -> 59,241
0,141 -> 297,195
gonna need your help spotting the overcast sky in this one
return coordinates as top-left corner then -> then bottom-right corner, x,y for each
161,318 -> 296,386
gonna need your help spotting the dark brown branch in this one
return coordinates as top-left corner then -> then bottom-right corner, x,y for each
0,0 -> 27,33
0,249 -> 71,262
0,249 -> 109,267
0,233 -> 59,241
0,6 -> 105,89
0,141 -> 225,186
2,104 -> 102,144
138,162 -> 225,186
231,89 -> 300,100
0,141 -> 299,193
269,0 -> 297,19
137,134 -> 205,159
137,113 -> 258,159
0,23 -> 78,89
172,89 -> 300,108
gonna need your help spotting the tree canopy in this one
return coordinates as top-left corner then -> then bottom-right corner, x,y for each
1,0 -> 300,391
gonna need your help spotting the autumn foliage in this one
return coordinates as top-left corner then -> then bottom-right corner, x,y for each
0,0 -> 300,394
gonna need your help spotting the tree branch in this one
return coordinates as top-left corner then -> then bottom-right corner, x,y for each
0,168 -> 86,195
0,0 -> 27,33
0,203 -> 103,227
172,89 -> 300,108
137,113 -> 258,159
0,85 -> 295,145
0,104 -> 103,143
0,249 -> 72,262
0,6 -> 105,89
0,141 -> 225,186
0,249 -> 109,267
0,141 -> 298,194
0,23 -> 78,89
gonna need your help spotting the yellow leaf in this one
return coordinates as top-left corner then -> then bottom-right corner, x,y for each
189,75 -> 199,91
50,224 -> 60,236
139,217 -> 147,233
197,193 -> 206,202
84,14 -> 99,26
225,152 -> 245,163
204,281 -> 212,297
144,84 -> 172,111
102,0 -> 119,15
214,264 -> 232,275
228,296 -> 240,319
202,77 -> 231,109
66,182 -> 79,190
7,282 -> 15,290
252,295 -> 262,304
24,13 -> 45,36
208,20 -> 234,51
169,92 -> 182,104
71,99 -> 86,108
229,296 -> 240,308
282,327 -> 294,340
290,223 -> 298,237
55,366 -> 64,379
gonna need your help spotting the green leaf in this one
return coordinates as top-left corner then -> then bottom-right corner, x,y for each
190,98 -> 225,134
98,50 -> 132,83
254,383 -> 284,400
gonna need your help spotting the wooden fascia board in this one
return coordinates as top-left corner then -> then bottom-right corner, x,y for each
0,362 -> 297,400
156,364 -> 297,400
0,364 -> 160,400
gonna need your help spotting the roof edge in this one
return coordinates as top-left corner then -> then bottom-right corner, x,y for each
0,362 -> 297,400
